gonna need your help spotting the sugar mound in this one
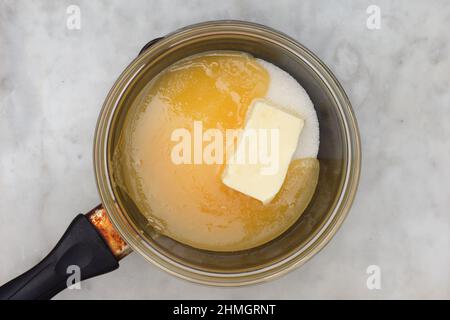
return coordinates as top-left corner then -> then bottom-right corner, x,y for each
257,59 -> 320,159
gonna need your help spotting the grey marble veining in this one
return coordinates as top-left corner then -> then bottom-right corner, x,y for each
0,0 -> 449,299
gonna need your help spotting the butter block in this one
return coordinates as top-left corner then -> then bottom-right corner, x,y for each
222,99 -> 304,204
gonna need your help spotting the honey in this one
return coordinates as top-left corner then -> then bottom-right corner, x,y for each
120,51 -> 319,251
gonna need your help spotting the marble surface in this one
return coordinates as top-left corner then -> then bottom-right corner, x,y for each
0,0 -> 449,299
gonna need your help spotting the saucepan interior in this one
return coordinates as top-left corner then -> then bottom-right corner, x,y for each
94,21 -> 360,285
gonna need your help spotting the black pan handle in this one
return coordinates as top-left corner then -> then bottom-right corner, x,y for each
0,214 -> 119,300
138,37 -> 164,56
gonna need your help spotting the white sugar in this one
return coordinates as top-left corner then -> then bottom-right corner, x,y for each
257,59 -> 320,159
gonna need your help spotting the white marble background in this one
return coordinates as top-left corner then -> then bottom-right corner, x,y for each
0,0 -> 449,299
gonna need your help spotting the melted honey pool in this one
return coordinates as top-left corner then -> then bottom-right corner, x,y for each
117,51 -> 319,252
